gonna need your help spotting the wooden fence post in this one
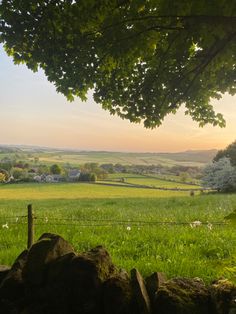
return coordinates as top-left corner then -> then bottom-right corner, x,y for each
27,204 -> 34,249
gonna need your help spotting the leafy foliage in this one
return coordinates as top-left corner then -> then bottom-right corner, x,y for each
11,167 -> 27,180
201,157 -> 236,192
0,168 -> 9,181
79,172 -> 97,182
214,140 -> 236,166
0,172 -> 6,182
0,1 -> 235,127
50,164 -> 62,175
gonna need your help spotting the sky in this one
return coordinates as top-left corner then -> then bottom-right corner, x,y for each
0,44 -> 235,153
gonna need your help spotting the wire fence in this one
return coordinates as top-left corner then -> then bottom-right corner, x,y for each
0,204 -> 229,249
0,215 -> 227,226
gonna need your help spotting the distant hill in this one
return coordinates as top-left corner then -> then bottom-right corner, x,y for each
157,150 -> 217,164
0,144 -> 217,167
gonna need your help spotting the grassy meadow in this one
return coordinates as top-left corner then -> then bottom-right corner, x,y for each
0,182 -> 235,284
118,176 -> 199,189
100,173 -> 201,190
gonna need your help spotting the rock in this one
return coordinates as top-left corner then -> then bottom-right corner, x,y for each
119,268 -> 130,281
67,245 -> 118,314
22,233 -> 74,285
145,272 -> 167,305
22,253 -> 77,314
210,279 -> 236,314
0,250 -> 28,301
0,265 -> 11,285
4,233 -> 234,314
69,245 -> 117,282
0,299 -> 18,314
102,276 -> 133,314
131,268 -> 151,314
153,277 -> 211,314
46,252 -> 76,284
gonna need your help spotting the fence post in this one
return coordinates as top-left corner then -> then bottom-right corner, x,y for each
27,204 -> 34,249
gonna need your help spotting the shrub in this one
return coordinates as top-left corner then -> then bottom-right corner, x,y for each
201,157 -> 236,192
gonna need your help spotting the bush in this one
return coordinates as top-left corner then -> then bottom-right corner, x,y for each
214,140 -> 236,166
0,168 -> 10,182
0,173 -> 6,182
201,157 -> 236,192
79,172 -> 97,182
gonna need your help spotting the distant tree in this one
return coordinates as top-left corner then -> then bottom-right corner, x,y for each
90,173 -> 97,182
14,161 -> 25,169
83,163 -> 99,172
114,164 -> 127,173
1,1 -> 235,128
201,157 -> 236,192
38,165 -> 50,175
0,173 -> 6,182
213,140 -> 236,166
0,168 -> 10,181
79,172 -> 97,182
34,157 -> 39,164
100,164 -> 115,174
11,167 -> 28,180
0,160 -> 13,171
81,163 -> 107,179
50,164 -> 62,175
179,172 -> 189,183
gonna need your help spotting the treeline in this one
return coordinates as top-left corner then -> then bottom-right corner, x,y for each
100,163 -> 202,180
0,156 -> 202,184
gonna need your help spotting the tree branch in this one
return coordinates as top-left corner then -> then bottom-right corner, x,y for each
167,31 -> 236,110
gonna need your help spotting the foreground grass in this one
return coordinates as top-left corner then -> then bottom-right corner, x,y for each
0,184 -> 235,283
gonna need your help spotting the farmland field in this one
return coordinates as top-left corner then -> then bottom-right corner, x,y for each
120,176 -> 199,189
104,173 -> 201,189
0,182 -> 190,200
0,182 -> 235,284
0,145 -> 217,167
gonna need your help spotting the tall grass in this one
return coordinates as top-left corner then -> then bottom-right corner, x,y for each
0,184 -> 235,283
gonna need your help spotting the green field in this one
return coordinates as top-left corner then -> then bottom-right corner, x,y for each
105,173 -> 201,190
122,177 -> 199,189
0,182 -> 235,284
0,182 -> 190,200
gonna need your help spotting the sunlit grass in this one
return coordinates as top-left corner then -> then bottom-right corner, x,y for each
0,182 -> 190,200
0,184 -> 235,283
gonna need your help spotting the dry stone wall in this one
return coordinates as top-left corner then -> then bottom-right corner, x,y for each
0,233 -> 235,314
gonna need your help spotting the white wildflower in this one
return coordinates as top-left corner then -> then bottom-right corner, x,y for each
207,223 -> 213,230
126,226 -> 131,231
2,223 -> 9,229
190,220 -> 202,228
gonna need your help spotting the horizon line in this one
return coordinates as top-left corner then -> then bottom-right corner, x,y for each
0,143 -> 218,155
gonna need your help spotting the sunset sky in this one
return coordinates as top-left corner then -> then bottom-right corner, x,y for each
1,44 -> 235,153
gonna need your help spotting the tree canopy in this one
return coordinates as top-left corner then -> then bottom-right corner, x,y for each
0,1 -> 235,128
214,140 -> 236,166
50,164 -> 62,175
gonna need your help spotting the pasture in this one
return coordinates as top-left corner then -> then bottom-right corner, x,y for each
0,182 -> 235,284
102,173 -> 201,190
